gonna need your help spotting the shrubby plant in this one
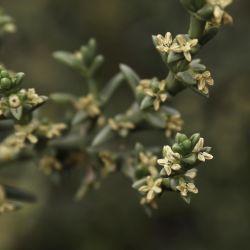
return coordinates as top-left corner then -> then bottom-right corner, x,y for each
0,0 -> 233,214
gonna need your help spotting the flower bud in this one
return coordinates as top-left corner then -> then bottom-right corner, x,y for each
176,133 -> 188,143
0,78 -> 12,90
8,95 -> 21,108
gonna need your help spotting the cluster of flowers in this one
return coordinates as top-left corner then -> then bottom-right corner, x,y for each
132,133 -> 213,208
0,0 -> 233,214
0,67 -> 47,121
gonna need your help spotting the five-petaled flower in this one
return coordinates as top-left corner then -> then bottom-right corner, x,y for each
174,35 -> 198,62
193,138 -> 213,162
176,179 -> 198,197
139,176 -> 163,203
155,32 -> 179,54
157,145 -> 181,176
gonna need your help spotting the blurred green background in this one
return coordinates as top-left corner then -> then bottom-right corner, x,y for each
0,0 -> 249,249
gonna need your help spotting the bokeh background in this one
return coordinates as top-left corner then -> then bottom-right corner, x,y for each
0,0 -> 249,249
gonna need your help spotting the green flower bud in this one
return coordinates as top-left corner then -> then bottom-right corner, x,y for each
0,78 -> 12,89
176,133 -> 188,143
0,70 -> 10,78
172,143 -> 183,153
181,139 -> 192,152
190,133 -> 201,147
182,153 -> 197,165
14,72 -> 25,85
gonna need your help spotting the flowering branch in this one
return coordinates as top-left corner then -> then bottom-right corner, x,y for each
0,0 -> 233,215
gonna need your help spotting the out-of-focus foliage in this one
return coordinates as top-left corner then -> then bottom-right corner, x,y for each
0,0 -> 249,250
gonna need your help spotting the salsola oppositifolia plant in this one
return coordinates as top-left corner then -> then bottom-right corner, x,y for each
0,0 -> 233,214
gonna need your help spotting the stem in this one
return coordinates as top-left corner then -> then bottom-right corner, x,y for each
86,77 -> 98,98
166,71 -> 186,96
188,15 -> 206,39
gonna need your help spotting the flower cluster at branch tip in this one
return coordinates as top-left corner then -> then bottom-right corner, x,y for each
155,33 -> 198,62
0,88 -> 47,120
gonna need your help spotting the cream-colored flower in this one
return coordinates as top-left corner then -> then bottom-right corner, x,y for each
195,71 -> 214,94
74,94 -> 100,117
207,0 -> 232,8
108,118 -> 135,136
8,95 -> 21,108
176,179 -> 198,197
25,88 -> 44,105
99,151 -> 116,177
39,155 -> 62,175
139,152 -> 157,168
139,176 -> 163,203
38,123 -> 67,139
192,138 -> 213,162
207,0 -> 233,25
157,145 -> 181,176
139,152 -> 158,177
15,123 -> 38,144
137,79 -> 168,111
185,168 -> 198,179
165,114 -> 184,137
155,32 -> 179,53
174,35 -> 198,62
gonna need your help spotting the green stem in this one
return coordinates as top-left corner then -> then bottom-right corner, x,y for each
166,71 -> 186,96
188,15 -> 206,39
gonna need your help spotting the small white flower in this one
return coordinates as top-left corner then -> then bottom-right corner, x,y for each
8,95 -> 21,108
193,138 -> 213,162
176,179 -> 198,197
155,32 -> 179,53
174,35 -> 198,62
139,176 -> 163,203
157,145 -> 181,176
